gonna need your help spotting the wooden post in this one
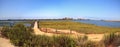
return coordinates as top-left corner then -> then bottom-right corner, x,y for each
56,28 -> 57,33
46,27 -> 47,32
69,27 -> 72,34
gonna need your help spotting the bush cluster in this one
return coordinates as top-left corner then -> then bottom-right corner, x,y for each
1,24 -> 76,47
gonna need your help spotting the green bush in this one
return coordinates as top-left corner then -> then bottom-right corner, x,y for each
22,35 -> 53,47
53,35 -> 76,47
1,24 -> 33,46
76,35 -> 96,47
1,26 -> 11,38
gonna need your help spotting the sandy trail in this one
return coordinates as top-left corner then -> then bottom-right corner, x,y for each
87,34 -> 104,41
45,28 -> 104,41
33,21 -> 104,41
0,38 -> 14,47
0,27 -> 14,47
33,21 -> 55,36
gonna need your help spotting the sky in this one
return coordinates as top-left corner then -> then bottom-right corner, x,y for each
0,0 -> 120,20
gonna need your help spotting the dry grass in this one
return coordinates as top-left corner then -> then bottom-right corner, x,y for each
39,21 -> 120,34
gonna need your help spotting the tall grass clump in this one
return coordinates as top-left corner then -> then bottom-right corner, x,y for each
76,35 -> 96,47
102,33 -> 120,47
52,35 -> 76,47
24,35 -> 54,47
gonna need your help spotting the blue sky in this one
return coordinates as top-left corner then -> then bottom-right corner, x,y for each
0,0 -> 120,20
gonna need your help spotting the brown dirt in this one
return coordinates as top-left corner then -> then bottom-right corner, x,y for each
0,37 -> 14,47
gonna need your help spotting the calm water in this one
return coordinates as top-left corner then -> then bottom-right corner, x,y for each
0,20 -> 120,27
0,21 -> 31,27
74,20 -> 120,27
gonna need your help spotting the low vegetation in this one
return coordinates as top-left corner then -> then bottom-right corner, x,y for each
102,33 -> 120,47
1,24 -> 76,47
1,24 -> 33,46
39,21 -> 120,34
1,23 -> 120,47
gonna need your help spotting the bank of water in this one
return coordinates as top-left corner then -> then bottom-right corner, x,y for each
0,21 -> 31,27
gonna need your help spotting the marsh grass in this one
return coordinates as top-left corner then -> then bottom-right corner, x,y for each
39,21 -> 120,34
102,33 -> 120,47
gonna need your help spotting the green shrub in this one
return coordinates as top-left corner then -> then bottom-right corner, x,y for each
76,35 -> 96,47
1,24 -> 33,46
1,26 -> 11,38
22,35 -> 53,47
53,35 -> 76,47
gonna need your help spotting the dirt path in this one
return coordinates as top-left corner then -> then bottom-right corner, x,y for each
87,34 -> 104,41
0,37 -> 14,47
43,28 -> 104,41
33,21 -> 56,36
0,27 -> 14,47
33,21 -> 104,41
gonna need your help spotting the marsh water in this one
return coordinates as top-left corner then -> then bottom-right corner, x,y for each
74,20 -> 120,27
0,20 -> 120,27
0,21 -> 31,27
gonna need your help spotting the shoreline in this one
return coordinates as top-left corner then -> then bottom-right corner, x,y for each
103,20 -> 120,22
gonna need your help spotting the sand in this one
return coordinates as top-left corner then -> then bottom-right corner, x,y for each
0,38 -> 14,47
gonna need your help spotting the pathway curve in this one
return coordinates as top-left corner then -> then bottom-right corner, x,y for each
33,21 -> 104,41
33,21 -> 55,36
